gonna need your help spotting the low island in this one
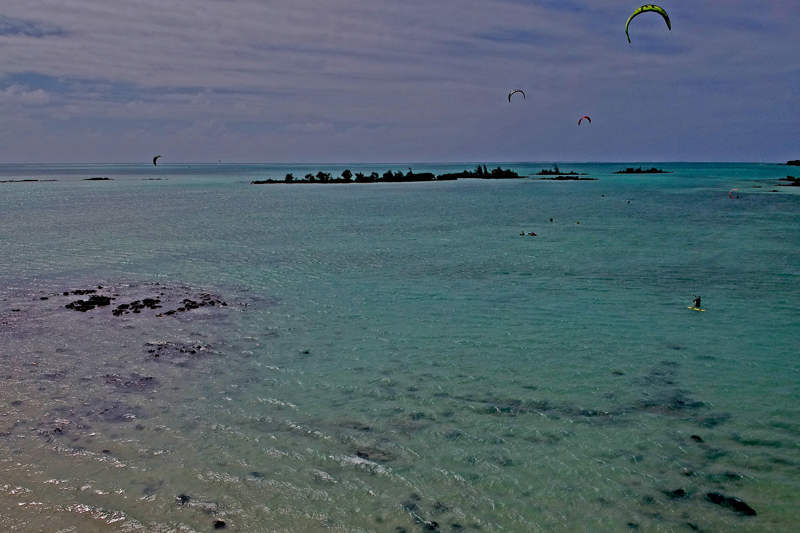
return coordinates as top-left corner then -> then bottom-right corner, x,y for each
786,160 -> 800,166
533,165 -> 593,180
252,165 -> 522,184
613,167 -> 671,174
778,176 -> 800,187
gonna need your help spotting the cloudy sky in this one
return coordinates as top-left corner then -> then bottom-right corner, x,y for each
1,0 -> 798,163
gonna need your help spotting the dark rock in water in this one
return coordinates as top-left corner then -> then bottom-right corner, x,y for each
176,493 -> 191,505
402,500 -> 419,512
40,296 -> 48,300
432,501 -> 449,514
70,289 -> 97,295
146,341 -> 207,361
66,295 -> 113,312
639,393 -> 705,414
705,492 -> 756,516
50,400 -> 146,425
627,523 -> 639,529
667,488 -> 689,499
690,435 -> 704,443
104,374 -> 158,392
113,298 -> 162,315
355,448 -> 394,462
419,520 -> 439,531
212,519 -> 226,529
250,471 -> 265,479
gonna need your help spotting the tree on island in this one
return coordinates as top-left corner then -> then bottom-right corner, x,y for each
341,169 -> 353,181
284,173 -> 294,182
305,173 -> 315,182
316,171 -> 332,182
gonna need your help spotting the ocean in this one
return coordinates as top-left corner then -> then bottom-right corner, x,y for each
0,162 -> 798,532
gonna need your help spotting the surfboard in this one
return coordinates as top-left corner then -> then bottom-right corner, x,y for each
687,307 -> 705,312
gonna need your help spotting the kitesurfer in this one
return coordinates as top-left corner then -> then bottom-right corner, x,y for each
692,295 -> 701,308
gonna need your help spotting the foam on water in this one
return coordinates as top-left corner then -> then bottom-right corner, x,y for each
1,163 -> 799,532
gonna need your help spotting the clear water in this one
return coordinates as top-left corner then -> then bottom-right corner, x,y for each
0,163 -> 798,532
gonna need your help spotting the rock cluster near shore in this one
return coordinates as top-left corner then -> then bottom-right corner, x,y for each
60,286 -> 227,317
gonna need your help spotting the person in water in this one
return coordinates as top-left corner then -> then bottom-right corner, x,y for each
692,295 -> 701,308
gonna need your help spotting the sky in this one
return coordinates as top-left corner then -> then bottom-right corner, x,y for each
0,0 -> 798,163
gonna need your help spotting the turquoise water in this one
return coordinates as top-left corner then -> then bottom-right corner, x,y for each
0,163 -> 798,532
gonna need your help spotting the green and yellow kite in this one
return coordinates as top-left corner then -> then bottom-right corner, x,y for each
625,5 -> 671,43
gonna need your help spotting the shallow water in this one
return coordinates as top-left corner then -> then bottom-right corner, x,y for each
1,163 -> 798,532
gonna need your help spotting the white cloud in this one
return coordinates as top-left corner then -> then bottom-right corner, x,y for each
0,84 -> 51,105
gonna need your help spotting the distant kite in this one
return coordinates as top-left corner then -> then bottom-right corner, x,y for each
625,5 -> 671,43
508,89 -> 525,103
578,116 -> 591,125
729,188 -> 738,198
153,155 -> 162,166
